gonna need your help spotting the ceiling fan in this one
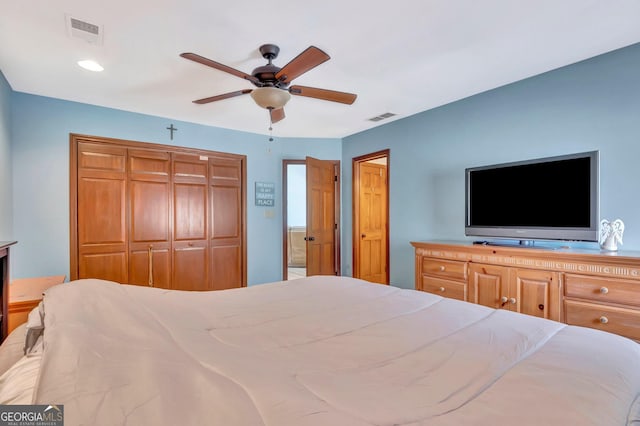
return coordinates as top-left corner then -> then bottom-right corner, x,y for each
180,44 -> 357,124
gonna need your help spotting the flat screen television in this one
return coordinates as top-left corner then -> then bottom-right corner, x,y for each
465,151 -> 599,244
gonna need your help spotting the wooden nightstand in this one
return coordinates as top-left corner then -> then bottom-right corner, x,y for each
8,275 -> 65,334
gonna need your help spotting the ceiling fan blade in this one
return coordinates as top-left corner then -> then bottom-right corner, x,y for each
270,107 -> 285,123
181,52 -> 260,85
193,89 -> 252,104
289,85 -> 357,105
275,46 -> 330,84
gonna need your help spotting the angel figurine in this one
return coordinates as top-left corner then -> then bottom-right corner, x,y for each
599,219 -> 625,251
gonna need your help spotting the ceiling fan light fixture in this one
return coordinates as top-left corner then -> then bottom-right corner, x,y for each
250,87 -> 291,109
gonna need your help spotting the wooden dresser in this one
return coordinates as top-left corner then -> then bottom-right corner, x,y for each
411,240 -> 640,341
0,241 -> 17,342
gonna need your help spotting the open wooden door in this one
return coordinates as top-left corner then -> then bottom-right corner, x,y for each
353,150 -> 389,284
305,156 -> 339,276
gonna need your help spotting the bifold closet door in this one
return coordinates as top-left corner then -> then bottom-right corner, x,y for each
128,149 -> 172,289
71,134 -> 247,290
76,142 -> 128,283
172,153 -> 209,291
209,156 -> 244,290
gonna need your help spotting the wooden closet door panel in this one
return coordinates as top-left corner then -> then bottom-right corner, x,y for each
128,149 -> 171,288
174,184 -> 207,240
130,247 -> 171,288
78,178 -> 126,246
173,153 -> 209,290
173,244 -> 208,290
209,157 -> 244,290
79,252 -> 127,283
76,142 -> 127,282
130,180 -> 170,242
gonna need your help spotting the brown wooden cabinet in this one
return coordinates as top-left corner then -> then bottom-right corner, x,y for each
0,241 -> 17,342
412,240 -> 640,340
70,134 -> 246,291
468,263 -> 560,321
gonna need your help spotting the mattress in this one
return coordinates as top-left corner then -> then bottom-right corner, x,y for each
4,276 -> 640,425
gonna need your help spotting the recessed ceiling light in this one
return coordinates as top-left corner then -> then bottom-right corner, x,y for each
77,60 -> 104,72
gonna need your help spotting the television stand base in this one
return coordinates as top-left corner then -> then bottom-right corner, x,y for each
472,240 -> 543,249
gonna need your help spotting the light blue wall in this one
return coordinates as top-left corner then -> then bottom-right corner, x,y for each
9,92 -> 341,284
6,42 -> 640,289
343,43 -> 640,289
0,71 -> 12,240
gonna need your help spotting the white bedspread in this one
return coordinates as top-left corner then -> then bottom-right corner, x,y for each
34,276 -> 640,425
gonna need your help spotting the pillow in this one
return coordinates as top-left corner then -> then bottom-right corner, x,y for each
0,323 -> 27,376
24,302 -> 45,355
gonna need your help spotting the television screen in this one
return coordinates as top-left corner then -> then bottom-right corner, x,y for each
465,151 -> 599,243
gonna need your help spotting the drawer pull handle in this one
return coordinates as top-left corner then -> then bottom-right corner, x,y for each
439,266 -> 446,272
599,287 -> 609,294
439,287 -> 445,292
500,296 -> 508,304
599,316 -> 609,324
509,297 -> 517,304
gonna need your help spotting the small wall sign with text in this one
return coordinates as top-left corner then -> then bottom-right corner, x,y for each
255,182 -> 275,207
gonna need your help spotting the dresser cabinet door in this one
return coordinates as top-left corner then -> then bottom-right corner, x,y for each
510,268 -> 561,321
468,263 -> 509,309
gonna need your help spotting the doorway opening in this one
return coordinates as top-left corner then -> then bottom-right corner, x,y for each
352,149 -> 390,284
282,160 -> 307,280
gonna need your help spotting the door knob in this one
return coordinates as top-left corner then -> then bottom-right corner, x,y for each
304,236 -> 315,241
361,234 -> 366,238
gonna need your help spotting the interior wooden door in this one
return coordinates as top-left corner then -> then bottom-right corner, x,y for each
209,156 -> 245,290
306,157 -> 338,276
172,153 -> 209,291
128,149 -> 172,288
76,142 -> 128,283
357,162 -> 387,284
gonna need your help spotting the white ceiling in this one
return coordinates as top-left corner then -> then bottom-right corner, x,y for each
2,1 -> 640,139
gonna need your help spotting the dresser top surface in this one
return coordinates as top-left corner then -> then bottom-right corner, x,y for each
411,240 -> 640,264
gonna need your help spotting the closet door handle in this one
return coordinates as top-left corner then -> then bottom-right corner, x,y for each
148,245 -> 154,287
304,236 -> 315,241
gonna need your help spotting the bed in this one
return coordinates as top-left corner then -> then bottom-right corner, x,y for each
1,275 -> 639,425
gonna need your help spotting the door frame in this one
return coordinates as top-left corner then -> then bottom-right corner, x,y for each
352,149 -> 390,283
282,159 -> 341,280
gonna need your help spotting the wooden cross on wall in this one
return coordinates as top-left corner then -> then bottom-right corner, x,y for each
166,124 -> 178,140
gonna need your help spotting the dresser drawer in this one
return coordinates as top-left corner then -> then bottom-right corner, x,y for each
422,258 -> 466,281
421,276 -> 467,301
565,299 -> 640,341
565,274 -> 640,306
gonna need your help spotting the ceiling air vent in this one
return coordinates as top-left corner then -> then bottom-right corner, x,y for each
368,112 -> 397,122
66,15 -> 103,45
